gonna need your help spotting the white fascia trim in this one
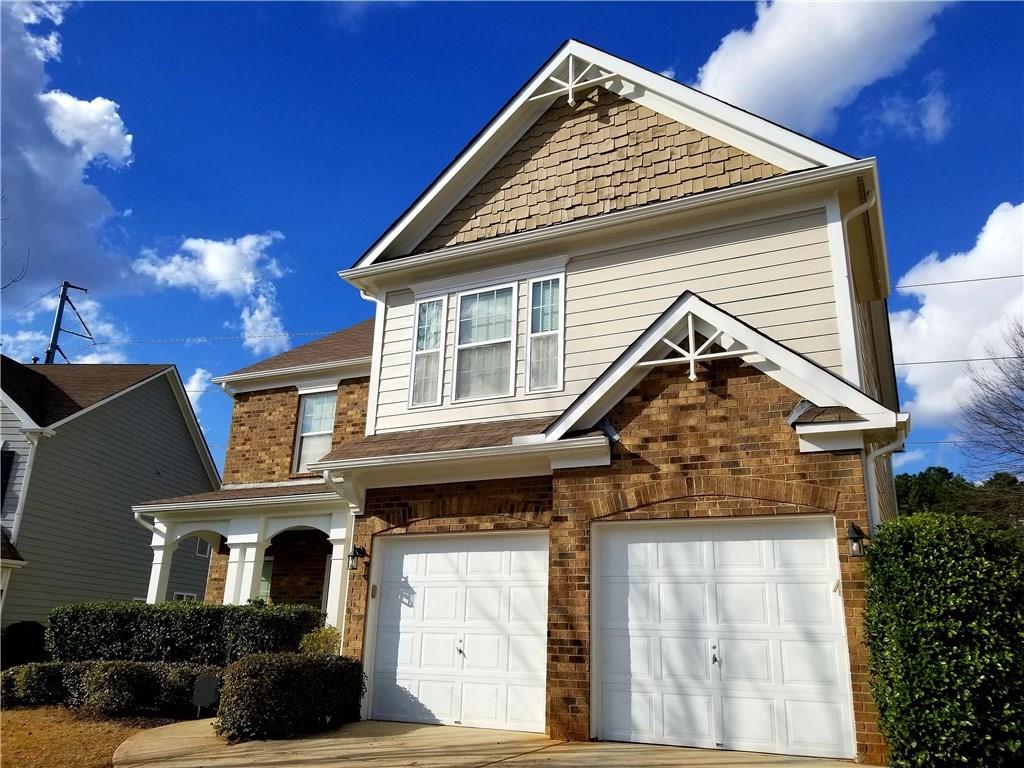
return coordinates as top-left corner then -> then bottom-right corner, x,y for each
364,293 -> 386,436
353,40 -> 854,269
545,291 -> 897,442
343,160 -> 878,292
0,558 -> 26,569
795,412 -> 910,436
132,492 -> 339,515
0,391 -> 41,430
164,367 -> 221,487
308,434 -> 609,473
212,358 -> 372,396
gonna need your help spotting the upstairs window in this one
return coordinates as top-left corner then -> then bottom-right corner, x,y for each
294,391 -> 336,472
527,276 -> 563,391
454,285 -> 516,401
410,297 -> 446,407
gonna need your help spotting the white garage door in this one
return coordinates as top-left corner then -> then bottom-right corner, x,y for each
370,533 -> 548,732
596,517 -> 855,759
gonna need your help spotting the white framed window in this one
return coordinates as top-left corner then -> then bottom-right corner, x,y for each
196,538 -> 212,558
453,283 -> 517,401
172,592 -> 197,602
294,391 -> 336,473
526,275 -> 564,392
409,296 -> 446,407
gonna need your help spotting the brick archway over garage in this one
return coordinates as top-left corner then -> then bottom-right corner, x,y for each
587,475 -> 840,519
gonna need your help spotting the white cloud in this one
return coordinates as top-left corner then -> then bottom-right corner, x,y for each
0,329 -> 49,361
870,71 -> 951,144
0,4 -> 137,311
133,232 -> 290,356
184,367 -> 212,416
693,1 -> 950,135
660,67 -> 677,80
39,91 -> 133,167
240,290 -> 289,355
892,449 -> 926,471
890,201 -> 1024,427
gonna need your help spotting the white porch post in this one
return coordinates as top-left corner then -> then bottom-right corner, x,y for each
222,519 -> 267,605
323,508 -> 354,645
146,543 -> 176,604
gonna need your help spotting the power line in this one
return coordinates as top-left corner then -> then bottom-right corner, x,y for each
897,273 -> 1024,289
895,356 -> 1024,366
2,286 -> 59,321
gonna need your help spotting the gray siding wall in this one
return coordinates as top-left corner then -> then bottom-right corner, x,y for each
2,376 -> 215,626
1,401 -> 32,534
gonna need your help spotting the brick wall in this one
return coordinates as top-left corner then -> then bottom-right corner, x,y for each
204,541 -> 228,604
342,360 -> 886,764
221,377 -> 369,483
415,86 -> 784,253
266,530 -> 331,607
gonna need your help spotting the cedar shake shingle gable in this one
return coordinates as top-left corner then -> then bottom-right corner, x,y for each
224,318 -> 374,377
410,86 -> 786,255
1,355 -> 169,427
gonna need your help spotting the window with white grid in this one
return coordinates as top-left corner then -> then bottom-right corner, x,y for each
454,284 -> 516,400
294,391 -> 336,472
410,297 -> 445,406
527,276 -> 563,392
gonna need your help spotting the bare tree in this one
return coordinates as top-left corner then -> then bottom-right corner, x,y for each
960,318 -> 1024,476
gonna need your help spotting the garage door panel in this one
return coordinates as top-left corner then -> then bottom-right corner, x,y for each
597,518 -> 855,759
372,533 -> 548,733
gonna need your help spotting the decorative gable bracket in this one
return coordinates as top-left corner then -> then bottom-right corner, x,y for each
528,53 -> 624,106
635,312 -> 753,382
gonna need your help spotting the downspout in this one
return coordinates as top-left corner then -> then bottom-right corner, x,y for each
133,509 -> 158,534
842,189 -> 876,236
865,433 -> 904,534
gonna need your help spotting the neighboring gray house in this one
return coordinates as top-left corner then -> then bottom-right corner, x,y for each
0,356 -> 220,625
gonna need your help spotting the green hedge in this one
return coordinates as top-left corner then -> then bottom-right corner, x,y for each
1,660 -> 222,716
215,653 -> 364,741
865,513 -> 1024,767
46,602 -> 323,664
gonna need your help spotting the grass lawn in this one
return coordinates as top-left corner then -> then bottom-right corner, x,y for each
0,706 -> 174,768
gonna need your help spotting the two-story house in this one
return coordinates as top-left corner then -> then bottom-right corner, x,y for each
1,356 -> 219,623
134,41 -> 908,765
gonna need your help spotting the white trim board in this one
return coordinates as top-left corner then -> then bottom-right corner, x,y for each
213,358 -> 372,396
353,39 -> 854,269
545,291 -> 907,443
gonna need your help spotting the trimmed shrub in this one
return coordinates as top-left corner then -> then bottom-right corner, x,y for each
866,512 -> 1024,768
1,621 -> 48,669
47,601 -> 323,664
299,625 -> 342,656
82,661 -> 160,715
215,653 -> 364,741
1,660 -> 223,715
3,662 -> 66,705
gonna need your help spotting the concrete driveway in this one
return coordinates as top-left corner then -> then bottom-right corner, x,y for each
114,719 -> 873,768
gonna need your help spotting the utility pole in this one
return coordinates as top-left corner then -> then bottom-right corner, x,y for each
44,281 -> 90,364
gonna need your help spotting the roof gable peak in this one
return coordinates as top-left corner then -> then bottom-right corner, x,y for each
354,40 -> 855,269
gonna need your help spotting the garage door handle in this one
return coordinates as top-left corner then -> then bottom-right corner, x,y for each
712,653 -> 719,665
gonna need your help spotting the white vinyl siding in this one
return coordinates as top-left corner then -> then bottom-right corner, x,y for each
373,209 -> 841,433
410,298 -> 446,407
453,285 -> 517,401
527,276 -> 564,392
294,392 -> 336,472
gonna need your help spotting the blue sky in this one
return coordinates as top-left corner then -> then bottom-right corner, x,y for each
2,1 -> 1022,477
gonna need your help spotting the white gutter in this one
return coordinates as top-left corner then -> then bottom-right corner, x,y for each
132,491 -> 339,515
308,433 -> 610,472
212,357 -> 372,395
342,159 -> 879,291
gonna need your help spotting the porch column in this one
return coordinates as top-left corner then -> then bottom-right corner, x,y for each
146,543 -> 177,604
323,508 -> 354,646
222,524 -> 267,605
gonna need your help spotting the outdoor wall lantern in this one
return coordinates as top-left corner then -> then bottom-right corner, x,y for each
348,546 -> 368,571
846,522 -> 867,558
